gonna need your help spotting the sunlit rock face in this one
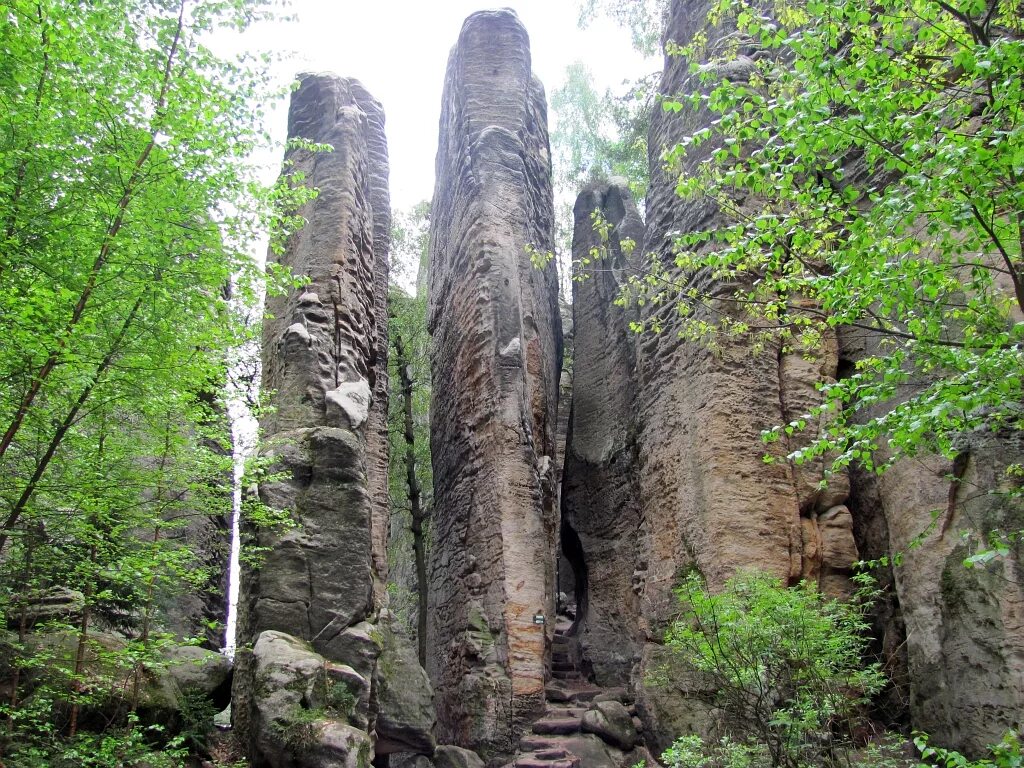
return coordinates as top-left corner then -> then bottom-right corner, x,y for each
427,9 -> 562,759
234,73 -> 434,766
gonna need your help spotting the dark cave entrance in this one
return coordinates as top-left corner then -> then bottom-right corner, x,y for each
558,520 -> 588,637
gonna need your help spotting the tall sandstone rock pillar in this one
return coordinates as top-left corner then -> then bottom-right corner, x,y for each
234,75 -> 435,766
427,10 -> 562,758
241,72 -> 388,662
561,182 -> 645,687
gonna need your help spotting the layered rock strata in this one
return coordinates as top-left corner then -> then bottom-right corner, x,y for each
630,0 -> 1023,754
234,73 -> 433,766
841,327 -> 1024,754
560,182 -> 645,686
427,9 -> 562,759
633,0 -> 854,749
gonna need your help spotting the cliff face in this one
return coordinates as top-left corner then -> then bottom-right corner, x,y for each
427,9 -> 562,758
234,74 -> 433,767
633,7 -> 855,728
841,327 -> 1024,754
620,0 -> 1020,754
560,182 -> 645,687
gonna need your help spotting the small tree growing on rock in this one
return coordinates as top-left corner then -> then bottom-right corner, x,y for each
661,572 -> 885,768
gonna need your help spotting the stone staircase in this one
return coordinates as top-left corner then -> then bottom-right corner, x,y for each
500,625 -> 645,768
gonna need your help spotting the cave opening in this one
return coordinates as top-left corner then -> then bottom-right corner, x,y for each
558,520 -> 588,637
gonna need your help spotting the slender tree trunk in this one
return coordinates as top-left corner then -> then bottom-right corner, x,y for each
395,333 -> 428,666
0,292 -> 146,555
5,533 -> 36,740
67,542 -> 96,739
131,525 -> 161,714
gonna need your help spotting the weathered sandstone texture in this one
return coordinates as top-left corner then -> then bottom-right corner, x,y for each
632,0 -> 853,748
427,9 -> 562,759
560,182 -> 644,686
638,0 -> 852,616
841,328 -> 1024,754
234,73 -> 433,766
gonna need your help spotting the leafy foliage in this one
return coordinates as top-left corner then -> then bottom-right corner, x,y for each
551,61 -> 653,200
661,572 -> 885,768
628,0 -> 1023,489
0,0 -> 306,762
577,0 -> 669,56
915,732 -> 1023,768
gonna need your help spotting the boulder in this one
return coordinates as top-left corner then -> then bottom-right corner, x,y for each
245,630 -> 371,767
581,700 -> 638,751
5,587 -> 84,629
433,744 -> 486,768
373,623 -> 436,755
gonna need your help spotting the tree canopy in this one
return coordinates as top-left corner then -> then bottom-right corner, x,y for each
0,0 -> 306,762
628,0 -> 1022,512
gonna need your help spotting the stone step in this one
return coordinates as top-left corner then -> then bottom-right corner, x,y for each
519,734 -> 555,751
566,687 -> 600,703
536,747 -> 571,760
515,759 -> 578,768
539,708 -> 584,720
551,661 -> 577,673
531,717 -> 581,736
544,707 -> 586,719
551,672 -> 582,681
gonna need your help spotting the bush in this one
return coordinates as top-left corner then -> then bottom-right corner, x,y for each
915,732 -> 1023,768
662,571 -> 885,768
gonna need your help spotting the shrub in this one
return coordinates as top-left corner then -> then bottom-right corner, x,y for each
662,571 -> 885,768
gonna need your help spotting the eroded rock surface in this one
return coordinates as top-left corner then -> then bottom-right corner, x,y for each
234,73 -> 433,766
632,0 -> 852,741
560,182 -> 644,686
427,9 -> 562,759
841,327 -> 1024,754
245,631 -> 372,768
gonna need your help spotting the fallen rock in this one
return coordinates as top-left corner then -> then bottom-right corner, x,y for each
244,630 -> 371,767
310,720 -> 373,768
581,700 -> 637,751
159,644 -> 233,711
373,622 -> 436,755
556,734 -> 633,768
433,744 -> 486,768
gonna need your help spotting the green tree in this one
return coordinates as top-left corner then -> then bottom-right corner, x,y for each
0,0 -> 307,762
577,0 -> 669,56
551,61 -> 652,199
386,202 -> 432,665
628,0 -> 1023,540
661,572 -> 885,768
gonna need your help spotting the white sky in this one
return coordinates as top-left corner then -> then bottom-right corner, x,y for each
236,0 -> 658,209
